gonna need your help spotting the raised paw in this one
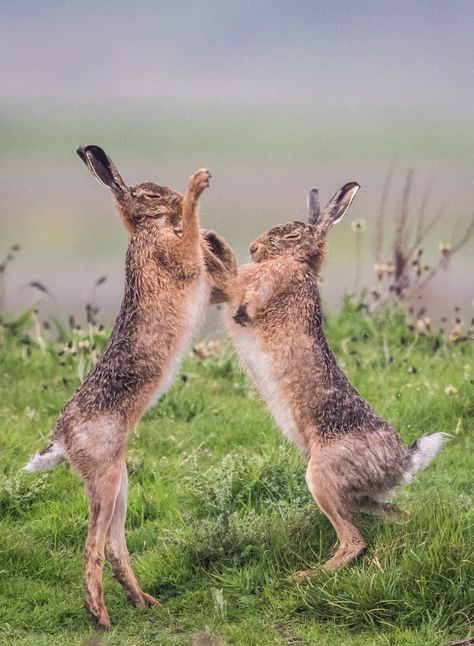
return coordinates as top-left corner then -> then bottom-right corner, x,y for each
188,168 -> 211,200
233,303 -> 251,327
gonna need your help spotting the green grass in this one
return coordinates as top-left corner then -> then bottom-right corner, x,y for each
0,302 -> 473,645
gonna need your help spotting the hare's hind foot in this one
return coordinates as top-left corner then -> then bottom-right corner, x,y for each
305,455 -> 367,571
137,591 -> 160,607
189,168 -> 211,199
106,462 -> 160,610
86,601 -> 111,631
322,538 -> 367,571
120,585 -> 160,608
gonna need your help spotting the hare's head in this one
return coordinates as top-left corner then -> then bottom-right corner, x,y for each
77,145 -> 183,235
249,182 -> 360,271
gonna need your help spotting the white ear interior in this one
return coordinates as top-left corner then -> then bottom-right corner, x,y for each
85,150 -> 113,188
333,184 -> 360,224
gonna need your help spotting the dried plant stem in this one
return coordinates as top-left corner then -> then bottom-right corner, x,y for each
393,169 -> 414,293
414,180 -> 433,246
353,231 -> 362,295
408,214 -> 474,299
374,162 -> 395,263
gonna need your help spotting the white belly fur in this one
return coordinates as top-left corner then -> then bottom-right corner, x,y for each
225,311 -> 307,455
147,274 -> 210,409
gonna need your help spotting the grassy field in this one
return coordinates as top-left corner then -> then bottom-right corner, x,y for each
0,302 -> 473,645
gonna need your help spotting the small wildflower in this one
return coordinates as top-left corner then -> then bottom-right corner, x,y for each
24,407 -> 37,420
416,317 -> 431,334
193,343 -> 207,359
207,340 -> 221,356
78,339 -> 90,350
448,322 -> 463,343
444,384 -> 457,396
374,262 -> 384,279
351,219 -> 366,233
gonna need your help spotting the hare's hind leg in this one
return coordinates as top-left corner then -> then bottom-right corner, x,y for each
305,455 -> 366,571
83,461 -> 123,630
106,462 -> 160,607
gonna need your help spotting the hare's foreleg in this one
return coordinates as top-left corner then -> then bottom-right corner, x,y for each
180,168 -> 211,250
83,461 -> 123,630
305,456 -> 366,571
232,266 -> 289,326
106,462 -> 160,607
202,230 -> 237,304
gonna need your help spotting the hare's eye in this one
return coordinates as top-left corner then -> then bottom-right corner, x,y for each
284,232 -> 301,240
145,193 -> 161,199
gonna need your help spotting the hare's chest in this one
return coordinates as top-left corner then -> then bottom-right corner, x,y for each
147,274 -> 210,409
226,316 -> 307,455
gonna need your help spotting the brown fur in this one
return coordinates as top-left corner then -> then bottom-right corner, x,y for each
226,182 -> 443,572
28,146 -> 236,629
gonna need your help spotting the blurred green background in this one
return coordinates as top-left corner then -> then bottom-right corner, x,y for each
1,1 -> 473,325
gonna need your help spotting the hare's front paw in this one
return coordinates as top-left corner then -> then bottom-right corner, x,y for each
189,168 -> 211,199
233,303 -> 251,326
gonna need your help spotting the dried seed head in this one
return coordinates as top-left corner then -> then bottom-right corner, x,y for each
416,317 -> 431,334
351,219 -> 366,233
438,242 -> 451,257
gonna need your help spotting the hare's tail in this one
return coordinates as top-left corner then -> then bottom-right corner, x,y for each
24,440 -> 65,472
406,432 -> 450,477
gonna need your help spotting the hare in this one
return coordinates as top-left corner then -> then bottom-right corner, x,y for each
225,182 -> 447,572
25,145 -> 236,629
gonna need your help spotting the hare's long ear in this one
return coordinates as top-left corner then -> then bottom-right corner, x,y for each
316,182 -> 360,235
76,145 -> 128,196
307,188 -> 321,225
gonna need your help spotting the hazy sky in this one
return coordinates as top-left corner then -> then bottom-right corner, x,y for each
1,1 -> 472,322
1,0 -> 473,117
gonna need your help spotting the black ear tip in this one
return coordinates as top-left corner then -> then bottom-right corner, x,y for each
76,145 -> 88,162
76,144 -> 108,161
345,181 -> 361,192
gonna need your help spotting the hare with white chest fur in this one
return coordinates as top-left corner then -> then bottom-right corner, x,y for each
25,145 -> 237,629
225,182 -> 447,572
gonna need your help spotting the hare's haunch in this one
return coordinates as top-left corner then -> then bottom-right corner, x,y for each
225,182 -> 447,571
25,146 -> 236,629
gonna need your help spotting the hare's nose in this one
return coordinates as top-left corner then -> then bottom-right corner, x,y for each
249,242 -> 259,255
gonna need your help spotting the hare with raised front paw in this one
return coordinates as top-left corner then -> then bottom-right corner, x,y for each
25,145 -> 236,628
225,182 -> 447,572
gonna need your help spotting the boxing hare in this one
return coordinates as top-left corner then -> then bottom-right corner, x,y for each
26,145 -> 236,629
225,182 -> 447,572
